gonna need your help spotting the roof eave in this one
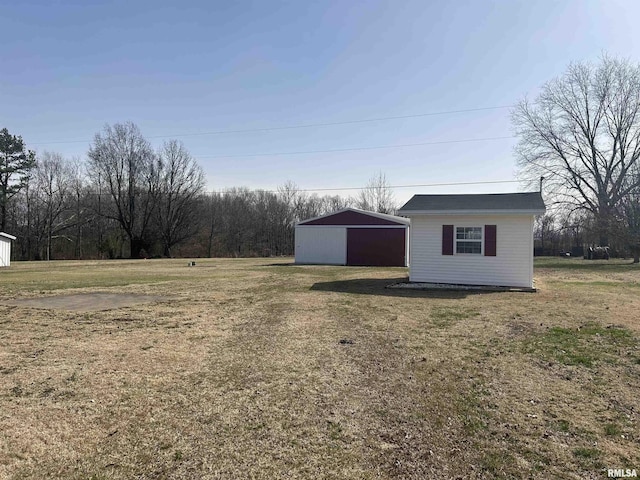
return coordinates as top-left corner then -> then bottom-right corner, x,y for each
397,209 -> 546,216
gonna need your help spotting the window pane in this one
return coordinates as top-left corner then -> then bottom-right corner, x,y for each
456,241 -> 482,254
456,227 -> 481,240
468,227 -> 481,240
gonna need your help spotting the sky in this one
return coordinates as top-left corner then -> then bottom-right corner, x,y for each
2,0 -> 640,206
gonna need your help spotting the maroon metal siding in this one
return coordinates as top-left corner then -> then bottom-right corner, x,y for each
302,210 -> 404,226
442,225 -> 454,255
484,225 -> 497,256
346,228 -> 406,266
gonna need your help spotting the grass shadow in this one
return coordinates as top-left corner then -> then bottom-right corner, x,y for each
310,278 -> 499,299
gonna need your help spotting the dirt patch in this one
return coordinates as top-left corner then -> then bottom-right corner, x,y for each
1,293 -> 171,312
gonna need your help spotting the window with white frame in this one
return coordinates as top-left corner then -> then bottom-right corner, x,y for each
456,226 -> 482,254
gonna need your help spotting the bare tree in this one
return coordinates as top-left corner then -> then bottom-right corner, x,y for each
617,193 -> 640,262
615,162 -> 640,262
534,213 -> 556,255
277,180 -> 300,208
356,171 -> 396,214
277,181 -> 306,223
87,122 -> 157,258
322,194 -> 352,213
9,173 -> 36,259
205,192 -> 222,258
512,56 -> 640,245
154,140 -> 206,257
34,152 -> 74,260
217,188 -> 255,257
67,158 -> 89,259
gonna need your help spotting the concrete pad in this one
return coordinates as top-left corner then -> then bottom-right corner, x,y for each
1,293 -> 170,312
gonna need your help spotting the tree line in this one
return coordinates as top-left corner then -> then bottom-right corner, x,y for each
0,124 -> 395,260
4,56 -> 640,262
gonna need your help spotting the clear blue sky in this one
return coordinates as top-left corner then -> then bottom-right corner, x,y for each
2,0 -> 639,205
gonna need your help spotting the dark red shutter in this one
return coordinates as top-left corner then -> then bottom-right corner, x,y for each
485,225 -> 496,256
442,225 -> 454,255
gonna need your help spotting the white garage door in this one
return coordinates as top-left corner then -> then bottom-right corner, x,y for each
295,226 -> 346,265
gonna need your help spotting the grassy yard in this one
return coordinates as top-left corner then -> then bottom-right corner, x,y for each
0,257 -> 638,479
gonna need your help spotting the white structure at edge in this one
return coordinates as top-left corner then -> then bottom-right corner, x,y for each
0,232 -> 16,268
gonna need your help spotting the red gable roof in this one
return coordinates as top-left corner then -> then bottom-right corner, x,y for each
298,208 -> 408,226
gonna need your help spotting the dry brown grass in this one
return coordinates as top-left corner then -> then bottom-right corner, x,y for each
0,257 -> 638,479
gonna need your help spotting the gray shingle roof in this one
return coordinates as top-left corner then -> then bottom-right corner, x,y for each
398,192 -> 545,214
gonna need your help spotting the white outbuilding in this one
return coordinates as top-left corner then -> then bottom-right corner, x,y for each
398,193 -> 545,289
0,232 -> 16,268
295,208 -> 410,266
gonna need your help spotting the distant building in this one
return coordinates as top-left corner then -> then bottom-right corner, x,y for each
398,193 -> 545,288
295,208 -> 409,266
0,232 -> 17,267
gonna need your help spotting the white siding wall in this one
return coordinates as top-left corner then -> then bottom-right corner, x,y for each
295,226 -> 346,265
0,238 -> 10,267
409,214 -> 535,288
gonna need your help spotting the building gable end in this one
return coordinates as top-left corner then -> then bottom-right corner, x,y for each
301,210 -> 406,226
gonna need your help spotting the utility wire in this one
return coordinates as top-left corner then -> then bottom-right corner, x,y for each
209,179 -> 521,194
28,105 -> 514,146
196,135 -> 516,158
148,105 -> 515,138
83,179 -> 522,196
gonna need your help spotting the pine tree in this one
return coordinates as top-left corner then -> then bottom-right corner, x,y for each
0,128 -> 36,231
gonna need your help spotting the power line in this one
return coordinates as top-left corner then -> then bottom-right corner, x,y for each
28,105 -> 514,146
148,105 -> 515,138
83,179 -> 523,196
210,179 -> 521,194
196,135 -> 516,159
83,179 -> 522,196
